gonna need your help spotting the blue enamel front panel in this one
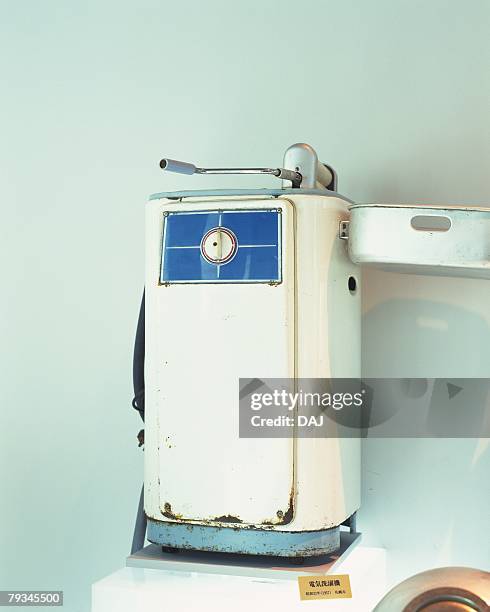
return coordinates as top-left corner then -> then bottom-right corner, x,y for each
160,209 -> 282,283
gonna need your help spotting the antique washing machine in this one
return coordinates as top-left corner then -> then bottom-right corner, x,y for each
133,143 -> 490,558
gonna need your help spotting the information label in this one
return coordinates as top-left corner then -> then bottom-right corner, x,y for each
297,574 -> 352,601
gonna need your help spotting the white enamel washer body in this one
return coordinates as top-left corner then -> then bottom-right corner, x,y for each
144,189 -> 361,557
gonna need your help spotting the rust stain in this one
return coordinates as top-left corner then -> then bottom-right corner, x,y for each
261,485 -> 295,526
162,510 -> 182,521
161,510 -> 183,520
212,514 -> 243,524
281,487 -> 295,524
161,503 -> 183,521
158,489 -> 294,527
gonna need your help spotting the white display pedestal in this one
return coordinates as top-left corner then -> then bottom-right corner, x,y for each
92,534 -> 386,611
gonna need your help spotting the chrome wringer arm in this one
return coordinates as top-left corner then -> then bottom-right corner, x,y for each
159,143 -> 337,191
159,158 -> 303,187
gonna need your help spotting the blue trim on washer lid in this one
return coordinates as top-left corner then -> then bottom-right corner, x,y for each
149,188 -> 353,204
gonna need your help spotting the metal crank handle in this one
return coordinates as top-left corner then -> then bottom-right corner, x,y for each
159,158 -> 302,187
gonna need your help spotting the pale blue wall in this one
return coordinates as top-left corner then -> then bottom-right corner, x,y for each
0,1 -> 489,610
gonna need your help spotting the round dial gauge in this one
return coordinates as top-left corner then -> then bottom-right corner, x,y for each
200,227 -> 237,265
